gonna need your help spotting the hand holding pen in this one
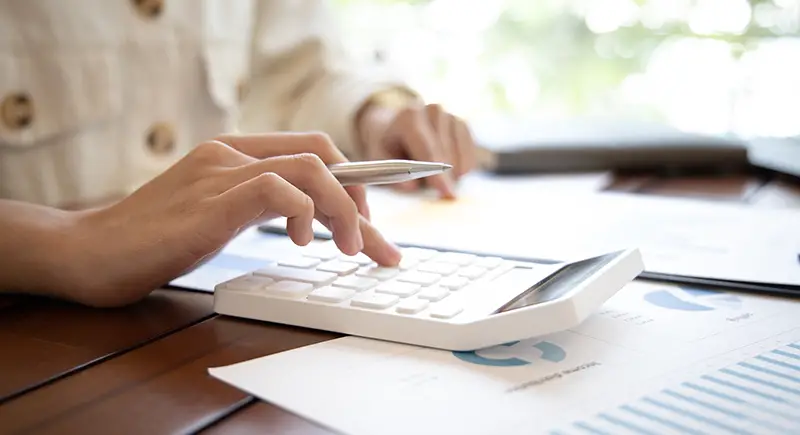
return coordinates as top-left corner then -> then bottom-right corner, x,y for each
3,132 -> 455,309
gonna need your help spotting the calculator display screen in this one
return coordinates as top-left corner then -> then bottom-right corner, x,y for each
495,252 -> 620,313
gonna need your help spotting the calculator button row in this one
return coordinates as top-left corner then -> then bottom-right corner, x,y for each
317,260 -> 360,276
350,293 -> 399,309
397,271 -> 440,286
356,266 -> 399,280
307,286 -> 355,303
339,252 -> 374,265
375,281 -> 420,297
221,274 -> 274,292
333,276 -> 379,291
417,285 -> 449,301
438,276 -> 469,290
396,298 -> 429,314
429,303 -> 463,319
254,265 -> 337,286
417,261 -> 459,276
457,266 -> 487,280
263,280 -> 314,297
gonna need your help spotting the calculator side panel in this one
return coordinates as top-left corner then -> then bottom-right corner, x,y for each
455,248 -> 645,350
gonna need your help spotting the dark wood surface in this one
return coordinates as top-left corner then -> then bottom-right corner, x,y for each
1,173 -> 798,435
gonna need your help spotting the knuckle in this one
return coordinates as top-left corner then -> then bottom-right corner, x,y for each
254,172 -> 281,197
306,131 -> 335,153
192,140 -> 228,162
258,171 -> 282,186
426,103 -> 443,115
293,152 -> 326,171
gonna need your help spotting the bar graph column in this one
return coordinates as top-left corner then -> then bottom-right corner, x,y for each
550,341 -> 800,435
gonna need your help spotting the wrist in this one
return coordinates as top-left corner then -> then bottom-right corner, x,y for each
355,88 -> 420,157
0,200 -> 87,301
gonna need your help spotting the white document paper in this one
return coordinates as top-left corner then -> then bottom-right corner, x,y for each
209,281 -> 800,435
264,172 -> 800,287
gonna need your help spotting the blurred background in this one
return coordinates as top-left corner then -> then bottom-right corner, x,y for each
332,0 -> 800,140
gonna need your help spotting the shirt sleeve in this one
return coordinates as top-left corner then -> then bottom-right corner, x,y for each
237,0 -> 415,159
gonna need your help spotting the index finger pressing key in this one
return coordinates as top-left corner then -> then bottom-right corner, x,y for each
233,154 -> 364,255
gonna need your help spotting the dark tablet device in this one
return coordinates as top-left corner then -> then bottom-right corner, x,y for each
474,118 -> 750,175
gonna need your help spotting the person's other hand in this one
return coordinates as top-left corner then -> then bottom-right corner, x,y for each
65,133 -> 401,307
357,101 -> 477,199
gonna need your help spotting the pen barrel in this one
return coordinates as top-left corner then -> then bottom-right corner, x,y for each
334,170 -> 416,186
327,160 -> 450,186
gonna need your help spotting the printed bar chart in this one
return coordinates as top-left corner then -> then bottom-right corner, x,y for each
551,341 -> 800,434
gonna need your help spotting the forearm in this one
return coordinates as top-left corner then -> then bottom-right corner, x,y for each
0,199 -> 82,299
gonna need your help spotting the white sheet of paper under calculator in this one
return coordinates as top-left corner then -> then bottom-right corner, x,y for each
209,279 -> 800,435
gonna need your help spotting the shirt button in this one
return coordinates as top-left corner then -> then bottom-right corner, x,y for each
1,92 -> 34,130
146,122 -> 175,155
132,0 -> 164,18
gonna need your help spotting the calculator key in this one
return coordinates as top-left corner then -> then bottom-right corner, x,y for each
458,266 -> 487,280
351,293 -> 400,309
396,298 -> 430,314
417,262 -> 459,276
430,303 -> 463,319
333,276 -> 379,291
356,266 -> 399,281
278,257 -> 321,269
436,252 -> 476,266
263,280 -> 314,297
254,265 -> 337,286
376,281 -> 420,297
397,271 -> 440,286
221,274 -> 274,292
438,276 -> 469,290
339,252 -> 374,265
398,257 -> 420,270
402,247 -> 438,260
317,260 -> 359,276
417,286 -> 449,302
307,286 -> 355,303
475,256 -> 503,269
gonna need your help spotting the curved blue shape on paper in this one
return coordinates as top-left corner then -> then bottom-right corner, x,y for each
453,341 -> 566,366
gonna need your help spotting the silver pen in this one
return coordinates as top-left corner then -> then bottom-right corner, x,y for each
327,159 -> 452,186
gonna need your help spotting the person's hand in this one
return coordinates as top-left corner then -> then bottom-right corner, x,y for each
357,101 -> 477,199
61,133 -> 401,307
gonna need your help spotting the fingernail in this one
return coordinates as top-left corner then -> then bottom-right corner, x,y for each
386,242 -> 402,265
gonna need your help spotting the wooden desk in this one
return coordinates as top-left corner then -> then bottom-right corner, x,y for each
1,173 -> 798,435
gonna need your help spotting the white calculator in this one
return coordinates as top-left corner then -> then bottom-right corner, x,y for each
213,240 -> 643,351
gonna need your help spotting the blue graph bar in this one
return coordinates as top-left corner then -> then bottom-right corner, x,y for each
719,368 -> 800,397
739,362 -> 800,384
664,389 -> 787,433
755,355 -> 800,373
573,422 -> 611,435
597,413 -> 658,435
620,404 -> 707,435
663,390 -> 744,419
642,397 -> 751,435
556,342 -> 800,434
774,349 -> 800,361
703,375 -> 789,404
